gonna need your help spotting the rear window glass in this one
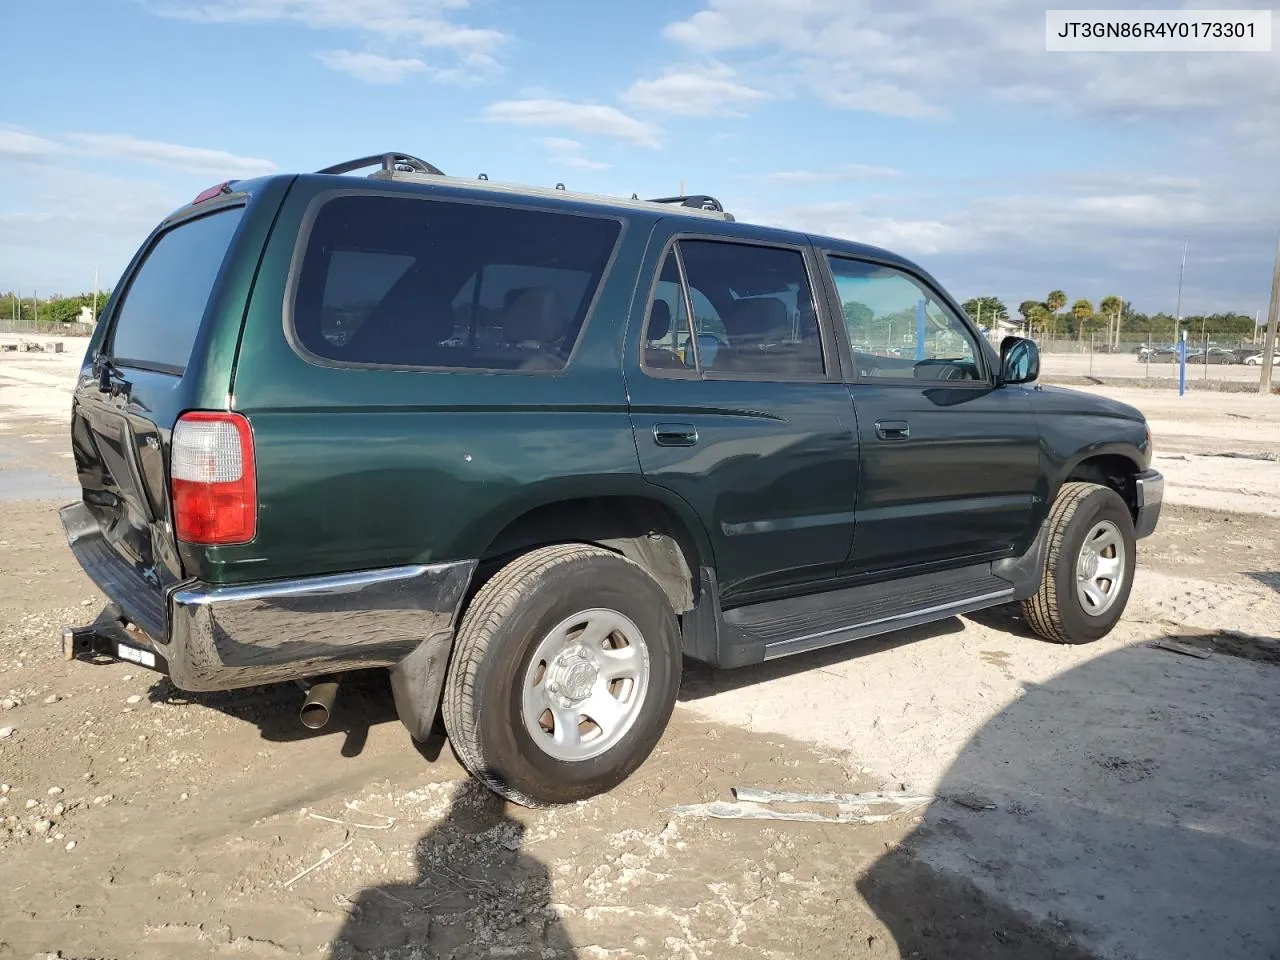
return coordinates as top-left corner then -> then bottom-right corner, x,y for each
109,207 -> 244,372
291,194 -> 622,371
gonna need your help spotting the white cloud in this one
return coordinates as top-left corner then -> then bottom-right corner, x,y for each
766,164 -> 902,184
484,100 -> 662,148
66,133 -> 277,176
747,169 -> 1279,311
661,0 -> 1280,127
315,49 -> 428,84
150,0 -> 505,79
0,164 -> 187,294
622,61 -> 769,117
763,201 -> 964,256
0,129 -> 59,158
535,137 -> 611,171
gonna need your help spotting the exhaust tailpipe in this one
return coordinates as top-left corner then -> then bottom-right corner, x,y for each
300,678 -> 340,730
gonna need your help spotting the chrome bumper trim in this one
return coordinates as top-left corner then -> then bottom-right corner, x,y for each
167,559 -> 476,691
1134,469 -> 1163,540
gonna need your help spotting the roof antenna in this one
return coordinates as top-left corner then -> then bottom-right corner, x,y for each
555,182 -> 566,190
478,172 -> 488,180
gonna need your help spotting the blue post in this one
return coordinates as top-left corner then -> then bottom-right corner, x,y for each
1178,333 -> 1186,396
915,299 -> 927,361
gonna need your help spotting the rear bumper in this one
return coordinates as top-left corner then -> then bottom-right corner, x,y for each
60,501 -> 475,692
1134,469 -> 1163,540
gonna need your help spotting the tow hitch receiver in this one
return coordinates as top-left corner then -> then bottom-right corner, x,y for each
61,608 -> 170,676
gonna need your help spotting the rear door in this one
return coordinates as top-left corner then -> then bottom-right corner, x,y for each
624,224 -> 859,604
71,203 -> 247,616
819,252 -> 1042,574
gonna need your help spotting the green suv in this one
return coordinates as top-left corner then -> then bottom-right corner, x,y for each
60,153 -> 1162,806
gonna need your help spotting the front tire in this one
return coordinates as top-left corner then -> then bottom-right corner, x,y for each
442,544 -> 681,806
1023,482 -> 1136,644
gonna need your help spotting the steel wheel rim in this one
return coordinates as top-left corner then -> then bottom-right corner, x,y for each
1075,519 -> 1126,617
520,608 -> 651,763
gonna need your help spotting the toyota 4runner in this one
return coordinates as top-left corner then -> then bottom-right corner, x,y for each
60,152 -> 1163,806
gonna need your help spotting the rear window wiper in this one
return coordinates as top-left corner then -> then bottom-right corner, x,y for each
92,355 -> 131,398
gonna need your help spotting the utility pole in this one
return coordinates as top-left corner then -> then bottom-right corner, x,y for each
92,268 -> 99,325
1259,229 -> 1280,394
33,290 -> 38,326
1174,238 -> 1187,348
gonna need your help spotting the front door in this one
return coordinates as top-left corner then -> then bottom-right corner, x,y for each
822,253 -> 1041,575
624,229 -> 859,604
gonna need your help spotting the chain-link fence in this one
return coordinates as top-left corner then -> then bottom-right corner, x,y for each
0,319 -> 95,337
1037,333 -> 1272,387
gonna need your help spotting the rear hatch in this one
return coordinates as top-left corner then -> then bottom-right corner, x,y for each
68,201 -> 247,638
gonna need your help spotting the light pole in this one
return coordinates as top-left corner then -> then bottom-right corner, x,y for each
1259,230 -> 1280,394
1174,238 -> 1187,350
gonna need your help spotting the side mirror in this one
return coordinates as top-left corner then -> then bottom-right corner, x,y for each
999,336 -> 1039,385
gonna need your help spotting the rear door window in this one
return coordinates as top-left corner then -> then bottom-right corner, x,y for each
641,239 -> 825,379
108,207 -> 245,373
291,194 -> 622,371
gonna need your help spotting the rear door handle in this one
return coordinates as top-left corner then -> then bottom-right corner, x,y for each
653,423 -> 698,447
875,420 -> 910,441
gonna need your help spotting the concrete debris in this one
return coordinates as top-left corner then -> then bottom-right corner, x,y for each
733,786 -> 935,808
671,798 -> 929,825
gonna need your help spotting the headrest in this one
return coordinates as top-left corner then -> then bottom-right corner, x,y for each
648,299 -> 672,340
727,297 -> 788,337
502,287 -> 565,344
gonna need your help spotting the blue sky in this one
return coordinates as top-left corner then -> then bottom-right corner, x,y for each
2,0 -> 1277,317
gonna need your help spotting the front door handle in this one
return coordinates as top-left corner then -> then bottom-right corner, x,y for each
875,419 -> 910,441
653,423 -> 698,447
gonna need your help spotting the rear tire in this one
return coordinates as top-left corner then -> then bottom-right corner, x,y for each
442,544 -> 681,806
1023,482 -> 1136,644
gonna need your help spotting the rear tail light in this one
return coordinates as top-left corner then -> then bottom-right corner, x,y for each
170,412 -> 256,545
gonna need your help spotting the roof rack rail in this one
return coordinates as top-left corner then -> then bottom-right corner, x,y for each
316,153 -> 444,177
648,194 -> 726,213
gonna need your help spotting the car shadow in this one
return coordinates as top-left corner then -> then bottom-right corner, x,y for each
145,668 -> 437,759
678,616 -> 966,700
964,602 -> 1041,640
1246,570 -> 1280,593
857,641 -> 1280,960
328,779 -> 576,960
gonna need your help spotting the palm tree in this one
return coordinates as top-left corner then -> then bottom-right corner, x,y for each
1098,295 -> 1123,348
1018,300 -> 1045,336
1028,304 -> 1051,340
1070,299 -> 1093,342
1046,290 -> 1067,339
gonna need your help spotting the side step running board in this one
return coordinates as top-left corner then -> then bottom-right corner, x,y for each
723,565 -> 1014,661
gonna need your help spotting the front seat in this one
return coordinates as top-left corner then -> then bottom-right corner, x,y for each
643,300 -> 685,369
715,297 -> 790,373
501,287 -> 569,371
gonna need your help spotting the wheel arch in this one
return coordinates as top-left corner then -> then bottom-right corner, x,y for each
1058,448 -> 1144,521
471,490 -> 714,616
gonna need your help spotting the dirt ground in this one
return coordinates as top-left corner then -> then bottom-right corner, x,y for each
1,347 -> 1278,960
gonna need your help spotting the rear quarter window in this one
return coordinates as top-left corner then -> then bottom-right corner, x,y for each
289,193 -> 622,372
108,207 -> 245,373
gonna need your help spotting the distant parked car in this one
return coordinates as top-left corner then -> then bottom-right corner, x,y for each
1203,347 -> 1236,365
1245,351 -> 1280,365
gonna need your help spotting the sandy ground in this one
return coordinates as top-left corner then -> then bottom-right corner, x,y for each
1,347 -> 1278,960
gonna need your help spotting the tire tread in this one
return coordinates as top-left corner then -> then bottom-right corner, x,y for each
1022,481 -> 1105,644
442,543 -> 634,807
